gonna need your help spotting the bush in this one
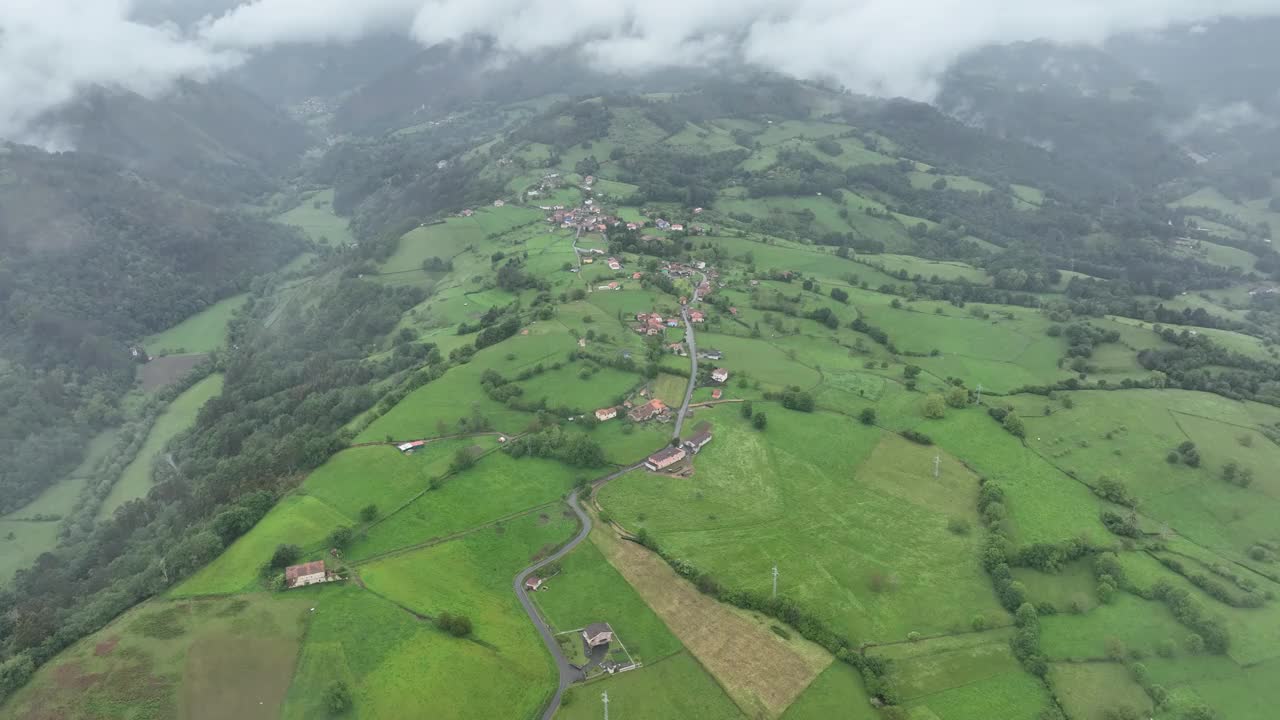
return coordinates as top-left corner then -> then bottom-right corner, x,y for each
359,504 -> 379,522
1003,413 -> 1026,438
923,394 -> 947,419
325,680 -> 353,715
753,412 -> 768,430
947,517 -> 971,535
859,408 -> 877,425
328,526 -> 354,549
900,429 -> 933,445
270,544 -> 302,569
435,612 -> 473,637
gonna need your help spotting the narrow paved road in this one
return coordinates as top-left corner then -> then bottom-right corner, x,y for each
515,463 -> 642,720
671,271 -> 708,440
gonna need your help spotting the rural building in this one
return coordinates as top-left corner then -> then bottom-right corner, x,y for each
645,446 -> 687,471
711,368 -> 730,383
595,407 -> 618,422
683,431 -> 713,454
493,199 -> 505,207
284,561 -> 330,589
583,623 -> 614,648
396,440 -> 427,453
671,224 -> 684,231
525,576 -> 543,591
689,310 -> 705,323
608,260 -> 622,270
700,349 -> 723,360
628,399 -> 667,422
711,388 -> 722,400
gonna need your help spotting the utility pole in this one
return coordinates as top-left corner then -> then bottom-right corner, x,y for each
772,565 -> 779,599
933,455 -> 941,479
602,691 -> 609,720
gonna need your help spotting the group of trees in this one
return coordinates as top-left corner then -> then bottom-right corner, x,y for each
504,427 -> 605,468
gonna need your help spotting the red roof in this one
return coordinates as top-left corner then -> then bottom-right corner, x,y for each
285,561 -> 325,582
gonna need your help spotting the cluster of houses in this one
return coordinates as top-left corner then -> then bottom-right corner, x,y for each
634,311 -> 680,336
643,429 -> 714,472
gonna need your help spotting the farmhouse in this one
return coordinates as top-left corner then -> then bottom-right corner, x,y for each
689,310 -> 705,323
683,430 -> 713,454
700,349 -> 723,360
645,446 -> 687,471
493,199 -> 505,207
595,407 -> 618,422
608,260 -> 622,270
711,368 -> 730,383
525,576 -> 544,591
284,561 -> 330,589
628,399 -> 667,422
396,440 -> 427,453
583,622 -> 614,648
671,223 -> 684,231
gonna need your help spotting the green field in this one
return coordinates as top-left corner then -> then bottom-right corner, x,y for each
1050,662 -> 1152,720
358,511 -> 576,719
532,538 -> 681,664
275,188 -> 353,246
99,374 -> 225,520
144,294 -> 248,355
557,651 -> 746,720
599,406 -> 1006,642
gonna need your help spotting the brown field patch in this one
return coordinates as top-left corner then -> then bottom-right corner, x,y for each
138,353 -> 209,390
183,635 -> 300,720
94,636 -> 120,657
593,525 -> 831,718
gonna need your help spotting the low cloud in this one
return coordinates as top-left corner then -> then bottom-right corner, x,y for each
4,0 -> 1280,144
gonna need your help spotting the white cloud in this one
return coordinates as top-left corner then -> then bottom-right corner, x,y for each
4,0 -> 1280,144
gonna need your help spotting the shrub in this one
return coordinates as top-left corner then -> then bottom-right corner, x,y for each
359,504 -> 379,522
1003,413 -> 1026,438
270,544 -> 302,569
923,394 -> 947,419
325,681 -> 353,715
900,429 -> 933,445
858,407 -> 877,425
948,517 -> 972,535
435,612 -> 473,637
907,631 -> 921,642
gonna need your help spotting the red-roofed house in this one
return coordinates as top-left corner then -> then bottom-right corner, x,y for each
284,561 -> 330,589
525,576 -> 544,591
628,399 -> 667,422
689,310 -> 705,323
645,446 -> 687,471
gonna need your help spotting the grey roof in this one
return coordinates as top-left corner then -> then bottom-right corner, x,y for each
584,622 -> 612,637
685,431 -> 713,447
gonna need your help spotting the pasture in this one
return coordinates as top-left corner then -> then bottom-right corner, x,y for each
1050,663 -> 1152,720
99,374 -> 225,520
598,406 -> 1006,642
356,511 -> 576,719
274,188 -> 353,246
872,629 -> 1050,720
557,651 -> 746,720
144,293 -> 248,355
590,523 -> 833,719
1,593 -> 310,720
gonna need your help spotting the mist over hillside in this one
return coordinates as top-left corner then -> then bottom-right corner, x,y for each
2,5 -> 1280,720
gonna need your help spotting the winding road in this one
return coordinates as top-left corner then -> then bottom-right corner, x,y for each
513,463 -> 643,720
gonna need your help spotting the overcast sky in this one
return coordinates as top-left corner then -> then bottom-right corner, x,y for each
4,0 -> 1280,144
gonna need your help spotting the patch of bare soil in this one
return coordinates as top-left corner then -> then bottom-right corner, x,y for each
138,354 -> 209,390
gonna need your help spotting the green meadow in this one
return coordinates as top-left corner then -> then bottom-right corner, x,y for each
144,293 -> 248,355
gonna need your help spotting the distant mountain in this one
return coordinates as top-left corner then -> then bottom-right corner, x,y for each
49,79 -> 311,203
331,43 -> 709,134
228,35 -> 424,106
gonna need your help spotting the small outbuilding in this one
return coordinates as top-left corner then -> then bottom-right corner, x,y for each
525,576 -> 544,591
583,622 -> 614,648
